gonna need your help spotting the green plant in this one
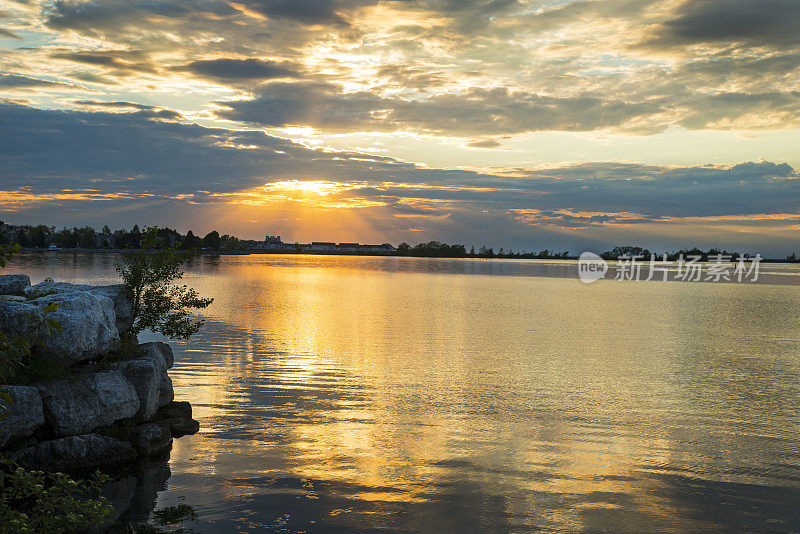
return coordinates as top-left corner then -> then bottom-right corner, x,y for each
0,303 -> 61,398
0,244 -> 19,269
1,244 -> 61,414
0,458 -> 113,534
116,227 -> 213,340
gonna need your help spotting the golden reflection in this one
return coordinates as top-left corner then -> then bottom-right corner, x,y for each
160,256 -> 800,530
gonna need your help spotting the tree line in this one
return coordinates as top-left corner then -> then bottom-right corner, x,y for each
2,224 -> 243,252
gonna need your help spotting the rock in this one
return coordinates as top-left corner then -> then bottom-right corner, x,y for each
31,292 -> 120,365
0,299 -> 40,339
0,386 -> 45,448
0,274 -> 30,295
158,374 -> 174,408
37,370 -> 140,436
131,422 -> 172,455
117,358 -> 162,422
0,295 -> 26,301
24,282 -> 134,333
139,341 -> 174,369
11,434 -> 136,471
158,401 -> 192,420
168,417 -> 200,438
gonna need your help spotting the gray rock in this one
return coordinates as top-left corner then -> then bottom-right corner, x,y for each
25,282 -> 134,333
31,292 -> 120,365
158,373 -> 174,408
158,401 -> 192,420
11,433 -> 136,471
37,370 -> 140,436
0,295 -> 26,302
131,422 -> 172,455
0,386 -> 45,448
0,274 -> 30,295
117,358 -> 162,422
0,300 -> 39,345
168,417 -> 199,438
139,341 -> 174,369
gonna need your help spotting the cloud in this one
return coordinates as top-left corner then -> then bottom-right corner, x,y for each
645,0 -> 800,49
0,27 -> 20,38
0,73 -> 77,89
175,58 -> 296,81
3,102 -> 798,220
216,81 -> 663,135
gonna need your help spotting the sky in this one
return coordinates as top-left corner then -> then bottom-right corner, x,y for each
1,0 -> 799,254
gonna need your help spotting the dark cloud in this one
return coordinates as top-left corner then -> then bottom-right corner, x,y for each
175,58 -> 296,81
649,0 -> 800,49
216,81 -> 663,135
71,100 -> 185,120
466,139 -> 503,149
50,50 -> 157,75
0,73 -> 76,89
2,103 -> 798,224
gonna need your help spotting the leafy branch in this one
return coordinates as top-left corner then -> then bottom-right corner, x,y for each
116,226 -> 213,340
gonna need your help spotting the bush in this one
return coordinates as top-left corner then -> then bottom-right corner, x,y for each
116,226 -> 213,340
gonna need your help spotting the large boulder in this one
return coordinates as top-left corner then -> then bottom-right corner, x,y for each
158,374 -> 174,408
130,422 -> 172,455
0,386 -> 45,448
0,299 -> 40,339
31,292 -> 120,365
25,282 -> 134,333
0,274 -> 30,295
156,401 -> 199,438
11,434 -> 136,471
117,358 -> 163,422
139,342 -> 174,369
37,370 -> 140,437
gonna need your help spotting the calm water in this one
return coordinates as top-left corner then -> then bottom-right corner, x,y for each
5,253 -> 800,533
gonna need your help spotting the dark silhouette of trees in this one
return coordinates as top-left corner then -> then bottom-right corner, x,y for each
202,230 -> 221,250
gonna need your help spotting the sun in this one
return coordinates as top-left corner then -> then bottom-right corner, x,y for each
265,180 -> 348,196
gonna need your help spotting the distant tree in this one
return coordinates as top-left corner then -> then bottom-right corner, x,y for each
202,230 -> 221,250
116,227 -> 213,341
222,236 -> 240,253
181,230 -> 202,250
395,243 -> 411,256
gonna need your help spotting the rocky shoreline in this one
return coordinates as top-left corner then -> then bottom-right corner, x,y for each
0,275 -> 199,473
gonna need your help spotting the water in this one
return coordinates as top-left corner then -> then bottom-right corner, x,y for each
5,253 -> 800,532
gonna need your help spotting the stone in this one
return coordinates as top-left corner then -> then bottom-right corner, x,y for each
158,374 -> 174,408
0,295 -> 26,302
30,292 -> 120,365
158,401 -> 192,420
37,370 -> 140,437
11,434 -> 136,471
24,282 -> 134,333
0,274 -> 30,295
0,299 -> 40,339
117,358 -> 162,422
0,386 -> 45,448
131,422 -> 172,455
139,341 -> 174,369
168,417 -> 200,438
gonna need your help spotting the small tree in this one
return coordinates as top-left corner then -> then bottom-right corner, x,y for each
116,227 -> 213,340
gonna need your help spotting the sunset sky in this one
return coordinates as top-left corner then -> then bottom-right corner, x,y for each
1,0 -> 799,253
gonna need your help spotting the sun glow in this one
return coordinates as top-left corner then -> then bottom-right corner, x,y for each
264,180 -> 353,196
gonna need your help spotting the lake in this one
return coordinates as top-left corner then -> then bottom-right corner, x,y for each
5,253 -> 800,533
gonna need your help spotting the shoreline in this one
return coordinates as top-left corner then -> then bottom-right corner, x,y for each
11,248 -> 800,264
